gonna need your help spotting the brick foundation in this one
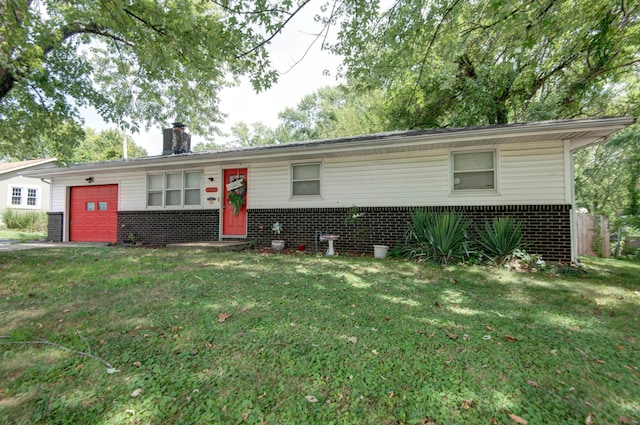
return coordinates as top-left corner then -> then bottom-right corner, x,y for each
247,205 -> 572,263
47,212 -> 63,242
117,210 -> 219,245
51,205 -> 572,262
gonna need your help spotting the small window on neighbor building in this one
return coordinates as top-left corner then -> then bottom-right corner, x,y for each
11,187 -> 22,205
292,163 -> 321,196
8,186 -> 40,208
452,150 -> 496,192
27,189 -> 38,206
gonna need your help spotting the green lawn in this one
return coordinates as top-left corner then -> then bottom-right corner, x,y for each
0,248 -> 638,424
0,229 -> 46,242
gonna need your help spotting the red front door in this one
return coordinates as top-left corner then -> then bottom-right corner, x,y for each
70,185 -> 118,243
223,168 -> 248,236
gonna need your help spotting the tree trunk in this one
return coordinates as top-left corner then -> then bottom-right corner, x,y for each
0,67 -> 15,101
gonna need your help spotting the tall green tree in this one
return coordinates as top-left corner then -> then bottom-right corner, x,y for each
276,85 -> 389,142
192,141 -> 227,153
229,121 -> 277,147
574,124 -> 640,227
0,0 -> 314,160
330,0 -> 640,129
69,128 -> 147,164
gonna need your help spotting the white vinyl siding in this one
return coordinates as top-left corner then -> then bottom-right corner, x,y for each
499,141 -> 566,201
250,141 -> 568,208
46,139 -> 570,213
49,167 -> 220,212
291,163 -> 321,197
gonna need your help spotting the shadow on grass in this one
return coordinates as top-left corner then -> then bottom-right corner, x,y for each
1,248 -> 638,424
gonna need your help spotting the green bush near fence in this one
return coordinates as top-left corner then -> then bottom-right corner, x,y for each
1,209 -> 47,232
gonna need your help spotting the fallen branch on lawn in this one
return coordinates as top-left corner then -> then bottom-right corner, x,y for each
0,335 -> 114,369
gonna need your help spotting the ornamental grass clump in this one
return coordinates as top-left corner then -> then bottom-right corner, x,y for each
475,216 -> 524,264
1,208 -> 47,232
403,210 -> 471,265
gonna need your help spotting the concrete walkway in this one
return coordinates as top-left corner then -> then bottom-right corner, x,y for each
166,241 -> 252,252
0,241 -> 109,252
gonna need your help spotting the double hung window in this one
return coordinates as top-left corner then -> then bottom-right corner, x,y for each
451,150 -> 496,192
291,163 -> 321,197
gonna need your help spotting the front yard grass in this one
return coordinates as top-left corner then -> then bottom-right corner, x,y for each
0,229 -> 46,242
0,248 -> 638,424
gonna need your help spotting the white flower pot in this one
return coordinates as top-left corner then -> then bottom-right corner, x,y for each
271,240 -> 285,252
373,245 -> 389,259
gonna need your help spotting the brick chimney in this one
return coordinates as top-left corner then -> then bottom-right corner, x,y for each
162,122 -> 191,155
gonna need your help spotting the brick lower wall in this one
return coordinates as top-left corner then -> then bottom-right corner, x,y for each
47,212 -> 63,242
117,210 -> 219,245
52,205 -> 572,262
247,205 -> 572,263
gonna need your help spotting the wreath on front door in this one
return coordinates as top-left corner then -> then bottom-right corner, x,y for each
227,178 -> 246,216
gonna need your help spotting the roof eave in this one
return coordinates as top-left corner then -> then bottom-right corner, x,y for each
23,117 -> 635,179
0,158 -> 57,176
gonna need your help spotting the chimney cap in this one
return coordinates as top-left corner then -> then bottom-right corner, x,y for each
172,122 -> 185,129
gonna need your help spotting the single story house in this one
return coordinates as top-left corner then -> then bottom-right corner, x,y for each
25,117 -> 635,263
0,158 -> 56,219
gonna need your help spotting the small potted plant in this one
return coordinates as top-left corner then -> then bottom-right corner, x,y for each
271,222 -> 284,254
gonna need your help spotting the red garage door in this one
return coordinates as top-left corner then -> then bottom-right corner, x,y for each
70,185 -> 118,243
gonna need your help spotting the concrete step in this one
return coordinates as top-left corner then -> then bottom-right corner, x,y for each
166,241 -> 252,252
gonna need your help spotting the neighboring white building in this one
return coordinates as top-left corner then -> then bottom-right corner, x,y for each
25,118 -> 635,263
0,159 -> 56,220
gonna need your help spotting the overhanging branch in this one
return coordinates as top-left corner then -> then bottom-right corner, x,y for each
236,0 -> 313,59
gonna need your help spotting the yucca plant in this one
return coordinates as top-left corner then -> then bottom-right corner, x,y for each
403,210 -> 471,265
475,217 -> 524,264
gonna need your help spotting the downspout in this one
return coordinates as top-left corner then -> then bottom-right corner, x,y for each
566,141 -> 579,264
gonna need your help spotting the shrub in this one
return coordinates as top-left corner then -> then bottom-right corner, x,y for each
1,209 -> 47,232
403,211 -> 471,265
475,217 -> 524,264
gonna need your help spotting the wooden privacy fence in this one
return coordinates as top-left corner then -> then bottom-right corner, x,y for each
576,213 -> 610,257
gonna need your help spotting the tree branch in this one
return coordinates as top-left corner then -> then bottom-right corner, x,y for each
460,7 -> 519,37
279,0 -> 344,75
0,67 -> 15,101
236,0 -> 314,59
124,8 -> 166,36
210,1 -> 292,16
409,0 -> 463,105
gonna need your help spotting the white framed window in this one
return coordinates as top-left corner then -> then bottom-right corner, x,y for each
8,185 -> 41,209
11,187 -> 22,205
451,150 -> 496,192
27,188 -> 38,206
146,170 -> 202,208
291,163 -> 321,197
